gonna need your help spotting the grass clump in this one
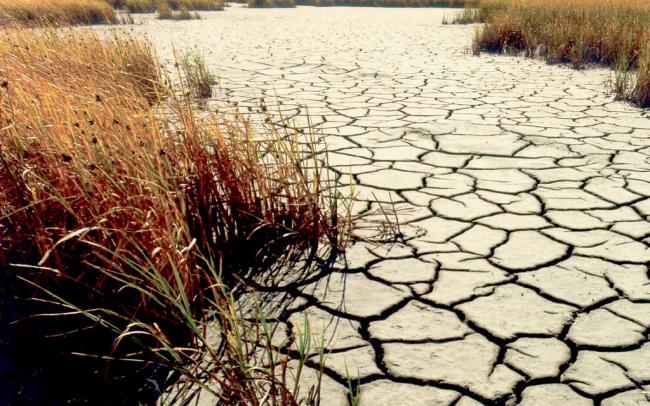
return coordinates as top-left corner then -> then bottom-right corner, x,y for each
0,26 -> 347,403
302,0 -> 475,6
157,4 -> 202,19
0,0 -> 117,25
447,0 -> 501,23
248,0 -> 297,8
444,7 -> 484,24
613,37 -> 650,106
109,0 -> 224,13
178,50 -> 216,97
634,43 -> 650,106
464,0 -> 650,107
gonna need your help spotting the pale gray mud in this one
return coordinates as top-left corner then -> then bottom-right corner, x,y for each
132,6 -> 650,405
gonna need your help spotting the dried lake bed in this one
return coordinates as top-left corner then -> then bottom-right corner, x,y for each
121,6 -> 650,405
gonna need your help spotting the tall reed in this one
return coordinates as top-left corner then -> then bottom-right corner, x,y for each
310,0 -> 472,6
0,0 -> 116,25
302,0 -> 475,6
465,0 -> 650,107
178,50 -> 215,97
248,0 -> 297,8
0,27 -> 347,403
157,4 -> 203,19
109,0 -> 224,13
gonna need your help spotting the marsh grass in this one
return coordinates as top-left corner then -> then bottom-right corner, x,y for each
178,50 -> 216,98
0,0 -> 117,25
612,52 -> 636,101
0,26 -> 348,403
258,0 -> 477,9
0,0 -> 221,26
631,41 -> 650,107
110,0 -> 224,12
116,9 -> 136,23
446,7 -> 483,24
464,0 -> 650,107
157,4 -> 202,19
303,0 -> 474,6
248,0 -> 297,8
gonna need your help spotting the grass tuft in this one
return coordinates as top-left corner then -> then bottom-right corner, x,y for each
632,41 -> 650,107
0,0 -> 117,25
248,0 -> 297,8
1,26 -> 348,403
301,0 -> 476,6
463,0 -> 650,107
178,50 -> 216,98
109,0 -> 224,13
157,4 -> 202,19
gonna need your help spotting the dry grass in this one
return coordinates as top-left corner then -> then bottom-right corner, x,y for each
466,0 -> 650,107
305,0 -> 474,6
634,41 -> 650,106
0,0 -> 116,25
109,0 -> 224,12
0,27 -> 347,403
178,50 -> 216,97
248,0 -> 297,8
157,4 -> 202,19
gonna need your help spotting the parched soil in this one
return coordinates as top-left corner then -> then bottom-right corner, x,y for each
129,6 -> 650,404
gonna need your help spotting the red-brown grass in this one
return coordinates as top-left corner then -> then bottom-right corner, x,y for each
0,27 -> 346,403
157,4 -> 203,19
465,0 -> 650,107
109,0 -> 225,12
248,0 -> 297,8
0,0 -> 117,25
308,0 -> 473,7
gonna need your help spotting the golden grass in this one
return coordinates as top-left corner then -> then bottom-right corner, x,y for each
468,0 -> 650,106
178,50 -> 215,96
0,0 -> 116,25
635,41 -> 650,106
248,0 -> 297,8
306,0 -> 474,6
157,4 -> 203,19
0,27 -> 346,402
109,0 -> 224,12
257,0 -> 473,7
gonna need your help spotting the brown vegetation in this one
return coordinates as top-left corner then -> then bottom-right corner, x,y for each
248,0 -> 297,8
463,0 -> 650,107
0,0 -> 116,25
109,0 -> 224,12
157,4 -> 203,19
0,27 -> 346,403
306,0 -> 474,6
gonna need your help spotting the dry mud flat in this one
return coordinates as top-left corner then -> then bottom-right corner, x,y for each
133,6 -> 650,405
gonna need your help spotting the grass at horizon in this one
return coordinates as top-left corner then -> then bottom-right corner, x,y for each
460,0 -> 650,107
247,0 -> 297,8
235,0 -> 475,7
0,0 -> 480,22
0,0 -> 117,25
157,5 -> 204,19
109,0 -> 224,12
304,0 -> 474,7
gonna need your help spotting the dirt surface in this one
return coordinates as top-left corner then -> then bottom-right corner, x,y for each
129,6 -> 650,405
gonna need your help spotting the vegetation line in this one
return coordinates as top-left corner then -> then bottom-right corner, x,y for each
452,0 -> 650,107
0,26 -> 350,404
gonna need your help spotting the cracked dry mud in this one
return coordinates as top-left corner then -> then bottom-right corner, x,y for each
136,6 -> 650,405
